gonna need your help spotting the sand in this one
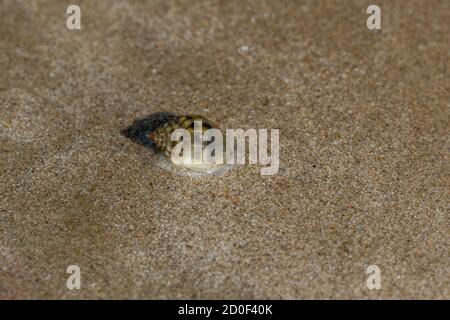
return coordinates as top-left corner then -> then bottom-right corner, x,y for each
0,0 -> 448,299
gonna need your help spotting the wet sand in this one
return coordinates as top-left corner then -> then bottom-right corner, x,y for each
0,0 -> 449,299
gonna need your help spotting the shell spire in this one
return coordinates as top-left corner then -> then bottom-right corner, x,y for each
148,114 -> 216,159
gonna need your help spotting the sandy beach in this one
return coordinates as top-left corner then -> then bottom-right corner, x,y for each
0,0 -> 448,299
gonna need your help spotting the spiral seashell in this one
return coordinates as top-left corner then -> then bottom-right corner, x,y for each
147,114 -> 233,176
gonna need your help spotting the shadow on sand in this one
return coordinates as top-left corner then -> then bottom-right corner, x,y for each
120,112 -> 178,150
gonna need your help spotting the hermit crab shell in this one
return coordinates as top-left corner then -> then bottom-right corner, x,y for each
148,114 -> 234,176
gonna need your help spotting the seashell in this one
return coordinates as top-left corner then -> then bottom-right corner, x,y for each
147,114 -> 234,176
149,115 -> 213,157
